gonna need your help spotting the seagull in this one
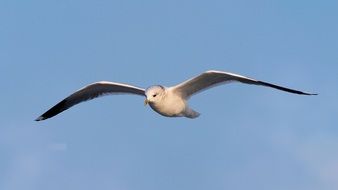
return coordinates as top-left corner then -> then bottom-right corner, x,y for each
35,70 -> 317,121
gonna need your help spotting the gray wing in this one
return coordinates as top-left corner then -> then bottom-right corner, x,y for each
36,81 -> 145,121
173,70 -> 317,99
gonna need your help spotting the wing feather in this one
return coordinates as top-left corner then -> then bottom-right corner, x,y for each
36,81 -> 145,121
173,70 -> 317,99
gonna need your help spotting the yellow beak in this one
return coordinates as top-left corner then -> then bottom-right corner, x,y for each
144,99 -> 149,106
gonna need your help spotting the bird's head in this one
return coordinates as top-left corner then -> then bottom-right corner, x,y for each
144,85 -> 165,105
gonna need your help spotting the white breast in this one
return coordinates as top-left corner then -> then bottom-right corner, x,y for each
149,89 -> 187,117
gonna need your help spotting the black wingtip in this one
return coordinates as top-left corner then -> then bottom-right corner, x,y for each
35,116 -> 45,121
35,99 -> 68,122
257,81 -> 318,96
301,92 -> 318,96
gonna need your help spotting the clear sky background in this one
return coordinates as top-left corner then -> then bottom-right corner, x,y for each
1,0 -> 337,190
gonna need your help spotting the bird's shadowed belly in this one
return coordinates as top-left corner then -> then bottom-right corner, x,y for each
149,96 -> 186,117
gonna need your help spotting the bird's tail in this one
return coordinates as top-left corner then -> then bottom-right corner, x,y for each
183,108 -> 200,119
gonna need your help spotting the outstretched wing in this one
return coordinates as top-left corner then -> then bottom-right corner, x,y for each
35,81 -> 145,121
173,70 -> 317,99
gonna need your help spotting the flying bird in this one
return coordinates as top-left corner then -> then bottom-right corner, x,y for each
35,70 -> 317,121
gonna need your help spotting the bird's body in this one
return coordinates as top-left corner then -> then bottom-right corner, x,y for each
148,87 -> 184,117
36,70 -> 317,121
146,86 -> 199,118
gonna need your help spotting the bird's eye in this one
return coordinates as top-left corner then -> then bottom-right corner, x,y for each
152,94 -> 157,97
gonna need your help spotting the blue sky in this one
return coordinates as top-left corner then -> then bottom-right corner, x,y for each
1,0 -> 337,189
